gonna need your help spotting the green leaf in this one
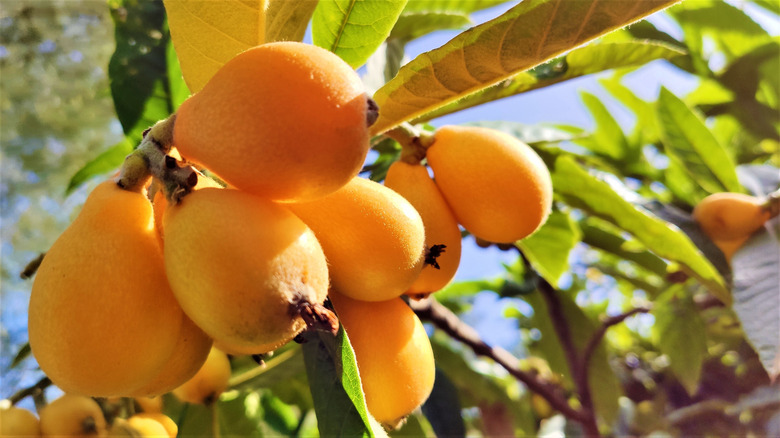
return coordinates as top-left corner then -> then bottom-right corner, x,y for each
524,290 -> 622,425
390,0 -> 508,42
166,37 -> 189,110
65,139 -> 134,195
652,285 -> 707,395
669,0 -> 771,62
599,75 -> 659,145
370,0 -> 683,134
425,41 -> 685,125
577,91 -> 630,160
312,0 -> 409,68
302,329 -> 387,438
516,211 -> 581,287
228,347 -> 305,391
657,87 -> 743,195
580,218 -> 669,278
753,0 -> 780,16
552,155 -> 730,305
108,0 -> 175,143
266,0 -> 319,43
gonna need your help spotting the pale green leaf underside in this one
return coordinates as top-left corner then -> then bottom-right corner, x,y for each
552,156 -> 730,305
656,87 -> 743,195
417,41 -> 685,124
312,0 -> 408,68
371,0 -> 682,134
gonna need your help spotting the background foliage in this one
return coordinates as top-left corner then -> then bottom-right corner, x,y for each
1,0 -> 779,436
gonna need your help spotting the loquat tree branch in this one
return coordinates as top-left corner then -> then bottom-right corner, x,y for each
408,297 -> 589,424
580,306 -> 652,374
8,376 -> 51,405
537,280 -> 601,437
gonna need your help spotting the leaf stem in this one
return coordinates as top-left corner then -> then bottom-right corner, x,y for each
384,122 -> 435,164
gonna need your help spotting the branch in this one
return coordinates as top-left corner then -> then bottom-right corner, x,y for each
408,298 -> 589,424
581,307 -> 652,373
538,280 -> 601,437
8,376 -> 51,405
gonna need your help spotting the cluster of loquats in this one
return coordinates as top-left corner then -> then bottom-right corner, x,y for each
24,40 -> 555,431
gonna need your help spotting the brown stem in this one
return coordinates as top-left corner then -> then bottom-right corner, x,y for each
384,122 -> 435,164
763,188 -> 780,218
580,307 -> 652,378
408,298 -> 589,424
292,297 -> 339,336
9,376 -> 51,405
538,281 -> 601,437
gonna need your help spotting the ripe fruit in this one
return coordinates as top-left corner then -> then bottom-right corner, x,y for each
426,125 -> 553,243
693,192 -> 772,262
163,188 -> 329,354
288,177 -> 426,301
173,41 -> 372,202
0,405 -> 41,436
151,169 -> 222,245
329,291 -> 435,426
172,347 -> 231,405
126,414 -> 177,438
384,161 -> 462,296
132,314 -> 213,397
39,394 -> 107,437
29,181 -> 184,396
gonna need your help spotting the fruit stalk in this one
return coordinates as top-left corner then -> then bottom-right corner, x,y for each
384,122 -> 435,164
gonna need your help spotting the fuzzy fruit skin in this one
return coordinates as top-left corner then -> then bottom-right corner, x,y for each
693,193 -> 771,262
329,291 -> 435,425
0,406 -> 41,436
288,177 -> 426,301
132,314 -> 213,397
126,414 -> 176,438
29,181 -> 183,397
174,42 -> 370,202
39,395 -> 107,437
163,188 -> 329,353
172,347 -> 231,405
384,161 -> 462,296
426,125 -> 553,243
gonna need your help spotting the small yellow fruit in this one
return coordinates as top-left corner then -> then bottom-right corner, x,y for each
126,414 -> 176,438
426,125 -> 553,243
172,347 -> 231,405
0,405 -> 41,436
329,291 -> 435,426
132,314 -> 213,397
173,42 -> 371,202
288,177 -> 426,301
693,192 -> 771,260
29,181 -> 183,396
39,394 -> 107,437
163,188 -> 329,353
384,161 -> 462,296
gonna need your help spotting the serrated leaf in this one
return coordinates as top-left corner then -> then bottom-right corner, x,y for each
65,139 -> 134,195
370,0 -> 682,134
657,87 -> 743,195
302,329 -> 387,438
516,211 -> 581,287
164,0 -> 265,94
109,0 -> 176,142
524,290 -> 622,425
552,155 -> 730,305
312,0 -> 408,68
266,0 -> 319,43
420,41 -> 685,124
652,285 -> 707,395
